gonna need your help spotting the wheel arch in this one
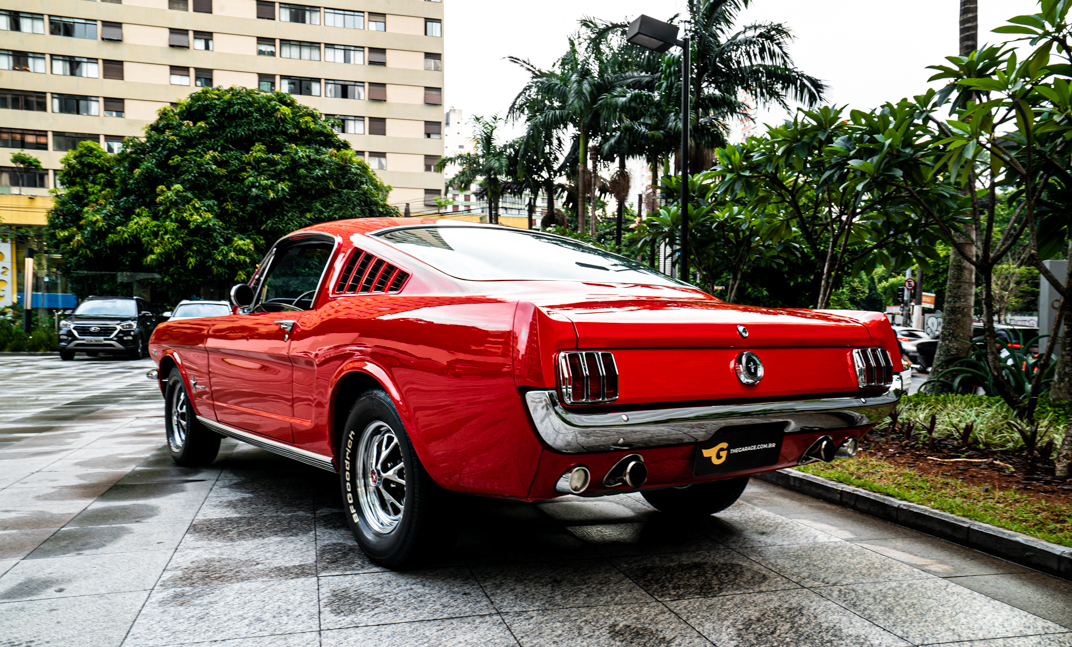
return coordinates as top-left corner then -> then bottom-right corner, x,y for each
328,364 -> 416,470
157,352 -> 202,416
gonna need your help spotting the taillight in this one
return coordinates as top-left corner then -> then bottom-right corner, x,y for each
557,351 -> 619,405
851,348 -> 894,388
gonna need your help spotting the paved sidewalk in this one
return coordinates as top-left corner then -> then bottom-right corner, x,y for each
1,355 -> 1071,646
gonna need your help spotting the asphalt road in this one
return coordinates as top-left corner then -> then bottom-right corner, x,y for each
0,355 -> 1070,647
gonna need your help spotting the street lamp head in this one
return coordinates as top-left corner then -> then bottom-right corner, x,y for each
626,15 -> 680,53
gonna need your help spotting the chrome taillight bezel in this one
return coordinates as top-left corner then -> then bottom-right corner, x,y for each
557,351 -> 619,405
851,348 -> 894,388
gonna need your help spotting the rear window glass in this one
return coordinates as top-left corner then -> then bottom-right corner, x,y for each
376,226 -> 683,285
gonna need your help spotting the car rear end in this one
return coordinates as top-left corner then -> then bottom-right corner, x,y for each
516,297 -> 902,499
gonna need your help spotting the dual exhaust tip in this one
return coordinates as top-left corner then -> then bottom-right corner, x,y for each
555,454 -> 648,495
800,435 -> 859,465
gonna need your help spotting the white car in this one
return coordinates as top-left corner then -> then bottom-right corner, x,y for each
893,327 -> 929,366
163,300 -> 232,321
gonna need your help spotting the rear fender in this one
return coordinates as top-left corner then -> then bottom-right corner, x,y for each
327,360 -> 418,467
816,310 -> 903,367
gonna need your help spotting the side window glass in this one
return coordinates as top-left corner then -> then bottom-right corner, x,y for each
253,242 -> 333,312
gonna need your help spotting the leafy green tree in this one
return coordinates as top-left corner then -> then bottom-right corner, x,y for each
48,86 -> 395,303
436,115 -> 510,224
9,151 -> 42,195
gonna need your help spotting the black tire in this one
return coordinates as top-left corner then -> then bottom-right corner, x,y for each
128,335 -> 145,360
339,389 -> 456,569
641,476 -> 750,516
59,350 -> 75,361
164,368 -> 221,467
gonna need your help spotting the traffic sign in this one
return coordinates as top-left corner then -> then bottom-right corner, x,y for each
904,278 -> 916,291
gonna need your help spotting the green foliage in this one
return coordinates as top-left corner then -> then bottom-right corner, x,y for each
10,151 -> 42,170
437,116 -> 510,223
922,331 -> 1058,399
0,308 -> 58,352
47,86 -> 395,303
891,393 -> 1068,451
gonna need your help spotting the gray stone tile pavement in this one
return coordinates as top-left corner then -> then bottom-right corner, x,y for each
0,355 -> 1071,646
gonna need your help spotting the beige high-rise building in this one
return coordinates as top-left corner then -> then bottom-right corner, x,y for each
0,0 -> 445,212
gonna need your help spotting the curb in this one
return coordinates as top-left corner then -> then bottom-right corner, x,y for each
756,468 -> 1072,581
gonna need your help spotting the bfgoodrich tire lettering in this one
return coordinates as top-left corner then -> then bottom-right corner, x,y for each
641,476 -> 750,516
164,368 -> 221,467
340,389 -> 456,569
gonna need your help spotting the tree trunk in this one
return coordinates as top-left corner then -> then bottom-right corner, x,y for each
615,156 -> 626,248
527,194 -> 535,230
1050,242 -> 1072,402
544,179 -> 556,228
577,128 -> 587,234
589,145 -> 598,237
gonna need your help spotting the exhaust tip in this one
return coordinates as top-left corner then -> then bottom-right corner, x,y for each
800,435 -> 837,465
623,459 -> 648,488
835,437 -> 859,459
555,466 -> 590,494
602,453 -> 646,489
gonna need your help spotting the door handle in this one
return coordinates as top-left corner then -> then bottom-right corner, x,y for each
274,320 -> 296,341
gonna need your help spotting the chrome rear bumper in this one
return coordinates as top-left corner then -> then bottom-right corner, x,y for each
524,384 -> 901,454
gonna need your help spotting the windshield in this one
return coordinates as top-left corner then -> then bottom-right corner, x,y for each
376,226 -> 684,286
171,303 -> 231,320
74,299 -> 137,317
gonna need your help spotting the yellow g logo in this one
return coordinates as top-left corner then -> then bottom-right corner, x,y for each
702,442 -> 729,465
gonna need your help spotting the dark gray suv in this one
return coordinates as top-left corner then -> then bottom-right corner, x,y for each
58,296 -> 157,360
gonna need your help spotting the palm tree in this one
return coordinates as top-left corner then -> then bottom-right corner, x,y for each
505,130 -> 562,230
931,0 -> 979,380
435,115 -> 509,224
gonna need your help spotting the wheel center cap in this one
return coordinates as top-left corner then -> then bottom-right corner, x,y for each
370,469 -> 379,486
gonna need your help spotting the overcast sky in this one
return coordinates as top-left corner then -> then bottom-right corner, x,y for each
443,0 -> 1039,139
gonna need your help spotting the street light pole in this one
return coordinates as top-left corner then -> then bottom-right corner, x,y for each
626,15 -> 691,283
679,36 -> 690,283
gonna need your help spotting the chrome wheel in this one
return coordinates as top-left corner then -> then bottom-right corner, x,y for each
168,386 -> 188,453
355,421 -> 406,534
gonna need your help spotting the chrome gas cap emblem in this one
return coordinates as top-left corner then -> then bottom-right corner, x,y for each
734,351 -> 764,385
737,325 -> 748,338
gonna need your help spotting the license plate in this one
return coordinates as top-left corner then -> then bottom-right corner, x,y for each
693,422 -> 785,476
83,337 -> 104,343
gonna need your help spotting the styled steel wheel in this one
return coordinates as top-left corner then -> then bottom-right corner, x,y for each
164,368 -> 221,467
340,389 -> 458,569
355,421 -> 407,535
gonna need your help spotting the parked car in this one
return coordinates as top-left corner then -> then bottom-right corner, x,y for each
148,219 -> 902,568
893,326 -> 930,366
59,296 -> 157,361
163,300 -> 232,321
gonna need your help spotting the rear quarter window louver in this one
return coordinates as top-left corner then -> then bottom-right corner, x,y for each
334,249 -> 409,294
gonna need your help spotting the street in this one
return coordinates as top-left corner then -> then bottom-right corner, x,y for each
0,355 -> 1070,647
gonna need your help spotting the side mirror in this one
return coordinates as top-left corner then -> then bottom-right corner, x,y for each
161,311 -> 173,319
140,311 -> 153,318
230,283 -> 254,308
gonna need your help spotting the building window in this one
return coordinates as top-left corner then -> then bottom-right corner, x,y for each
369,152 -> 386,170
424,87 -> 442,105
326,80 -> 363,100
170,0 -> 189,10
368,82 -> 386,102
102,59 -> 123,80
53,94 -> 100,116
425,19 -> 441,37
194,32 -> 213,51
280,4 -> 320,24
170,66 -> 190,85
282,76 -> 320,96
258,74 -> 276,92
53,132 -> 99,152
369,117 -> 386,136
50,16 -> 97,40
52,55 -> 99,78
424,121 -> 441,139
101,22 -> 123,42
0,11 -> 45,35
169,29 -> 189,48
104,135 -> 124,154
281,40 -> 320,61
424,189 -> 441,206
0,128 -> 48,150
368,13 -> 385,31
0,167 -> 48,189
195,68 -> 213,87
368,48 -> 386,66
104,98 -> 124,117
326,44 -> 362,64
424,155 -> 439,172
0,50 -> 47,74
257,37 -> 276,56
193,0 -> 213,13
325,8 -> 362,29
327,115 -> 364,134
424,52 -> 441,71
0,90 -> 47,111
256,1 -> 275,19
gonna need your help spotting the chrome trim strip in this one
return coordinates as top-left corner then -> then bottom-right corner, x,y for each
65,340 -> 127,350
196,415 -> 336,473
524,389 -> 900,454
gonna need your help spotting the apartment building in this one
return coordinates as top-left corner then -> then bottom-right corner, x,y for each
0,0 -> 445,211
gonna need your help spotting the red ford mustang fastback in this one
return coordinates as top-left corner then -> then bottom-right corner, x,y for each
149,218 -> 902,568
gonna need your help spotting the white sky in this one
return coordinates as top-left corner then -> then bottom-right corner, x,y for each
444,0 -> 1039,138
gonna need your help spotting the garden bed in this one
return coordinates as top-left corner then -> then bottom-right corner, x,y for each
799,394 -> 1072,547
